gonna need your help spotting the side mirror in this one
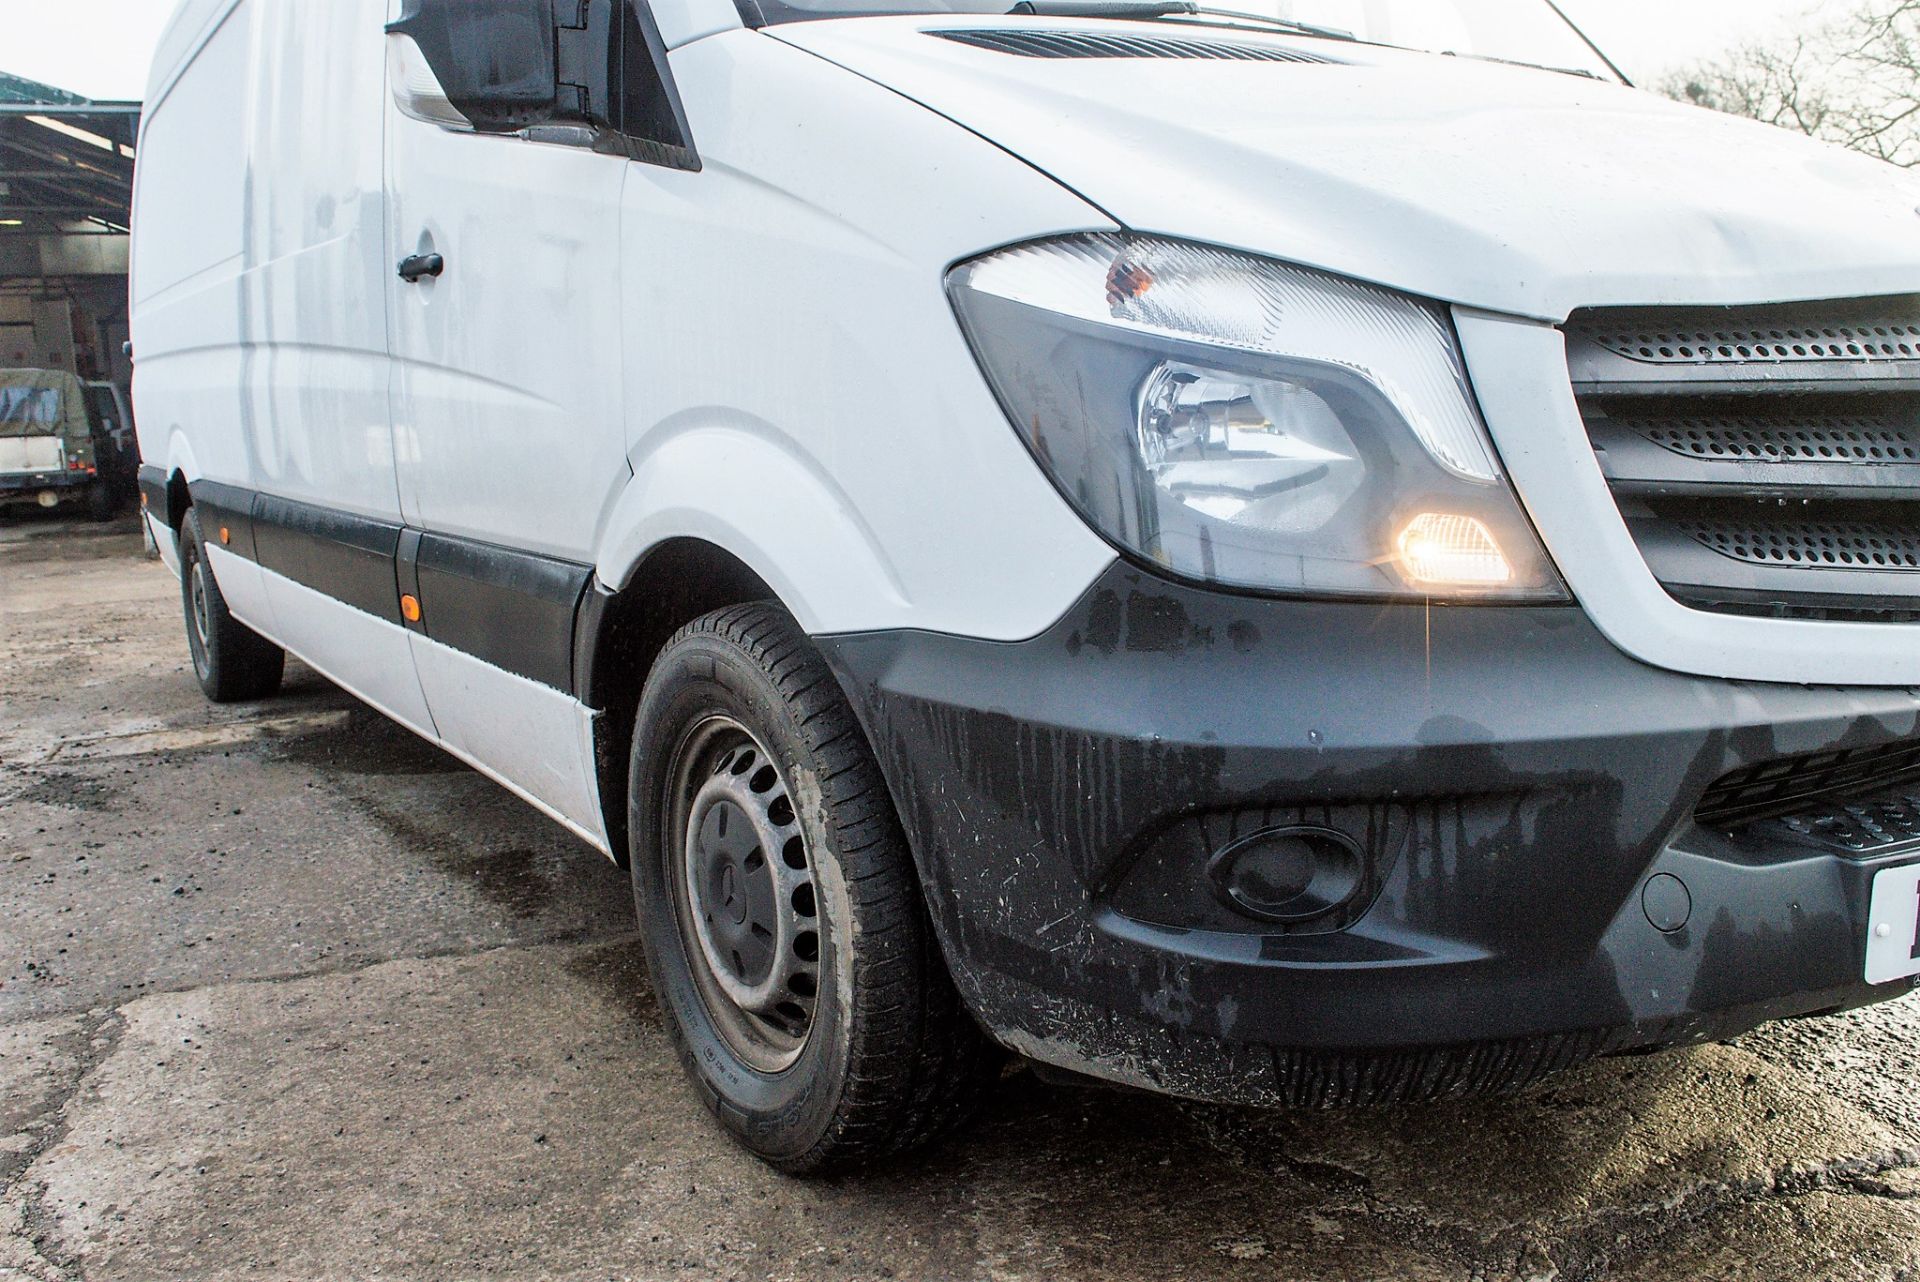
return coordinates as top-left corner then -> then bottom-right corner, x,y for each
387,0 -> 576,135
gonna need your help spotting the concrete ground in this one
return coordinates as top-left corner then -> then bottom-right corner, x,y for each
2,515 -> 1918,1282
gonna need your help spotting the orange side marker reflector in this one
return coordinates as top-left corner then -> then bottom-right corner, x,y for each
401,594 -> 423,624
140,492 -> 149,509
219,527 -> 231,546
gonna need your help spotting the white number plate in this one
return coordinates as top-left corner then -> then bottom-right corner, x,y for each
1866,863 -> 1920,985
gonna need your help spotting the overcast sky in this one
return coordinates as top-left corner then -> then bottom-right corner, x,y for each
0,0 -> 1854,99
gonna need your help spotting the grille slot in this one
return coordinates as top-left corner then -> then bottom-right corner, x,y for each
1762,793 -> 1920,857
1569,319 -> 1920,366
929,28 -> 1341,61
1696,739 -> 1920,828
1630,414 -> 1920,464
1568,300 -> 1920,621
1677,516 -> 1920,570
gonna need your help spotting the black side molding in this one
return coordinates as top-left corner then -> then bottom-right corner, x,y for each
188,478 -> 262,565
251,491 -> 404,623
415,531 -> 591,691
137,464 -> 168,522
182,479 -> 591,693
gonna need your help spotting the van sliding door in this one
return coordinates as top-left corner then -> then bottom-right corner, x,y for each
240,0 -> 436,737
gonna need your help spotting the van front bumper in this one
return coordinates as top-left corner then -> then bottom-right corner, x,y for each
819,564 -> 1920,1106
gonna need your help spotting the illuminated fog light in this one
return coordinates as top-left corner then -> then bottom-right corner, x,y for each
1396,513 -> 1513,586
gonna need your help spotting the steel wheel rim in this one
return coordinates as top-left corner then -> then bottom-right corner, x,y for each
665,715 -> 821,1074
188,551 -> 213,678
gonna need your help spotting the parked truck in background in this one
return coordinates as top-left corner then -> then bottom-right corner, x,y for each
1,367 -> 125,520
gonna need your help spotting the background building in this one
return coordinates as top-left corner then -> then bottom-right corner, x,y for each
0,71 -> 137,388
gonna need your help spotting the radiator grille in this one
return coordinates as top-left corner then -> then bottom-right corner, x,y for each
1676,517 -> 1920,570
1696,739 -> 1920,828
1566,312 -> 1920,367
1567,298 -> 1920,621
1627,413 -> 1920,464
1766,793 -> 1920,856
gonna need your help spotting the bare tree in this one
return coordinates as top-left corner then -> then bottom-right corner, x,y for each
1662,1 -> 1920,166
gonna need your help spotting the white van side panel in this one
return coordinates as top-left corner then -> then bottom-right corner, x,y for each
408,637 -> 609,847
383,89 -> 627,561
131,9 -> 248,311
130,2 -> 264,612
604,32 -> 1119,641
244,0 -> 398,522
244,561 -> 439,743
649,0 -> 741,48
130,0 -> 250,459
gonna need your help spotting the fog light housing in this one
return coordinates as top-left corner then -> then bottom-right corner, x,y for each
1207,826 -> 1366,925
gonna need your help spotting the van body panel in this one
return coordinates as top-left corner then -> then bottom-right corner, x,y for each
773,16 -> 1920,322
130,3 -> 253,561
408,632 -> 610,846
385,99 -> 630,562
608,31 -> 1119,639
244,0 -> 399,524
133,4 -> 249,310
204,544 -> 280,666
248,557 -> 438,738
380,23 -> 631,821
648,0 -> 742,49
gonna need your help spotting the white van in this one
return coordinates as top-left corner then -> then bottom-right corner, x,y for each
132,0 -> 1920,1171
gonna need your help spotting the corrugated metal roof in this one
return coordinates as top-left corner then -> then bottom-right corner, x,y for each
0,72 -> 89,107
0,76 -> 138,237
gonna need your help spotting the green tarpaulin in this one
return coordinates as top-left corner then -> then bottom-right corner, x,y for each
0,369 -> 95,466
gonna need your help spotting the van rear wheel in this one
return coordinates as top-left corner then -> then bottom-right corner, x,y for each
629,603 -> 1000,1174
179,507 -> 284,703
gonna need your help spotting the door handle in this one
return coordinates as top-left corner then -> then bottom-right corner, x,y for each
398,252 -> 445,283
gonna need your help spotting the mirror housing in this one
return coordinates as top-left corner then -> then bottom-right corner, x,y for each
388,0 -> 615,135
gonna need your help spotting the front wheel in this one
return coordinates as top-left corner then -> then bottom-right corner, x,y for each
629,603 -> 1000,1174
179,507 -> 285,703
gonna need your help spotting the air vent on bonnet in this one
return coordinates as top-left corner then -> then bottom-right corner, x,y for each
929,28 -> 1342,62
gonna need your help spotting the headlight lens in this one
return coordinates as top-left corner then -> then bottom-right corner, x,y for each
948,235 -> 1565,601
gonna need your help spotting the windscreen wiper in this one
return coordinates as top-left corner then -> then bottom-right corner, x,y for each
1181,6 -> 1356,41
1006,0 -> 1358,42
1442,49 -> 1604,80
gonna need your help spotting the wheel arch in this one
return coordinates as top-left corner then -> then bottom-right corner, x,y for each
159,429 -> 204,533
576,535 -> 781,865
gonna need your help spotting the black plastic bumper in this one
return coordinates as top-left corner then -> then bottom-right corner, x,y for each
819,564 -> 1920,1106
0,471 -> 87,497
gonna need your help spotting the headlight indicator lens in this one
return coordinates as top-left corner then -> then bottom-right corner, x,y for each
949,235 -> 1564,601
1396,513 -> 1514,587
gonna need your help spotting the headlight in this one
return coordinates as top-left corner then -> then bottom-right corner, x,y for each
948,235 -> 1565,601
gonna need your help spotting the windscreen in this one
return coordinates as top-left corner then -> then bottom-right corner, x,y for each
753,0 -> 1619,79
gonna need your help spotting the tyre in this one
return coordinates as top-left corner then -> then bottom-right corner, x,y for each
85,479 -> 118,522
629,603 -> 1000,1173
179,507 -> 285,703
